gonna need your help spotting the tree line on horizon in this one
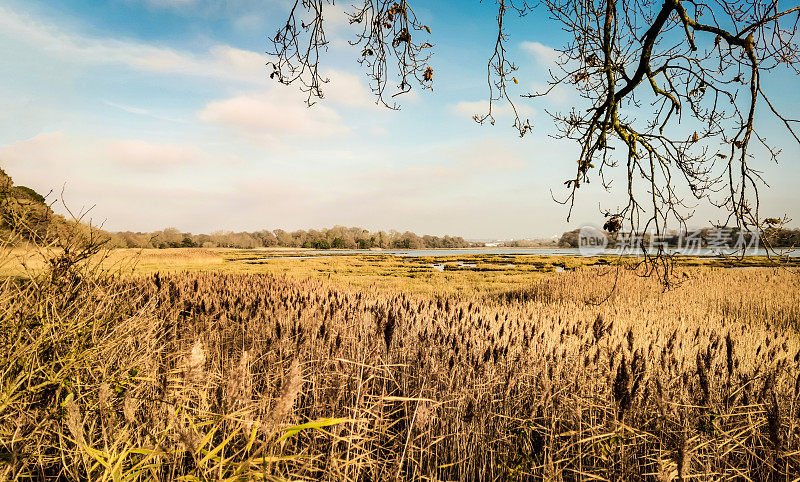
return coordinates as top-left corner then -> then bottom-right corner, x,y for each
114,226 -> 476,250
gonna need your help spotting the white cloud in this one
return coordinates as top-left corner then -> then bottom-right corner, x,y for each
198,89 -> 350,145
521,41 -> 560,66
319,70 -> 376,108
0,5 -> 267,84
0,132 -> 72,171
102,139 -> 211,167
0,132 -> 216,173
196,68 -> 377,145
442,138 -> 527,171
209,45 -> 265,75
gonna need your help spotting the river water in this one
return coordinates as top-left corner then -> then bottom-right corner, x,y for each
258,247 -> 799,257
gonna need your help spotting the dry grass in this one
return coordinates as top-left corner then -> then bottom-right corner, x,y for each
108,248 -> 224,272
0,247 -> 224,278
0,247 -> 799,480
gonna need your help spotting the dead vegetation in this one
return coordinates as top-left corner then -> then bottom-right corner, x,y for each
1,253 -> 798,479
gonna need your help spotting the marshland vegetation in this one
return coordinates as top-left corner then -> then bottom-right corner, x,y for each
1,244 -> 799,480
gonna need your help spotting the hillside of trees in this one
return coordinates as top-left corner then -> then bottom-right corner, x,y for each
114,227 -> 476,250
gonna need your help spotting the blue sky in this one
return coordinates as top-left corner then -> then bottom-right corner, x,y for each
0,0 -> 797,239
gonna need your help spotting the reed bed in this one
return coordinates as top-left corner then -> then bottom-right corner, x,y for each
1,262 -> 799,480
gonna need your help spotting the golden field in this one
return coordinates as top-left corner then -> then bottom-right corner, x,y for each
2,246 -> 795,294
1,247 -> 799,480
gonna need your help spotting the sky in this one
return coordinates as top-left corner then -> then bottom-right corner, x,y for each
0,0 -> 797,239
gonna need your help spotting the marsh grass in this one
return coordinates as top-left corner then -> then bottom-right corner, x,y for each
1,244 -> 799,480
2,246 -> 796,295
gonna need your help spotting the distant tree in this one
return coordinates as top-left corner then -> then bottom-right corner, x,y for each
291,230 -> 307,247
254,229 -> 278,247
394,231 -> 424,249
116,231 -> 151,248
274,229 -> 293,247
308,229 -> 322,244
193,233 -> 213,247
151,227 -> 183,249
